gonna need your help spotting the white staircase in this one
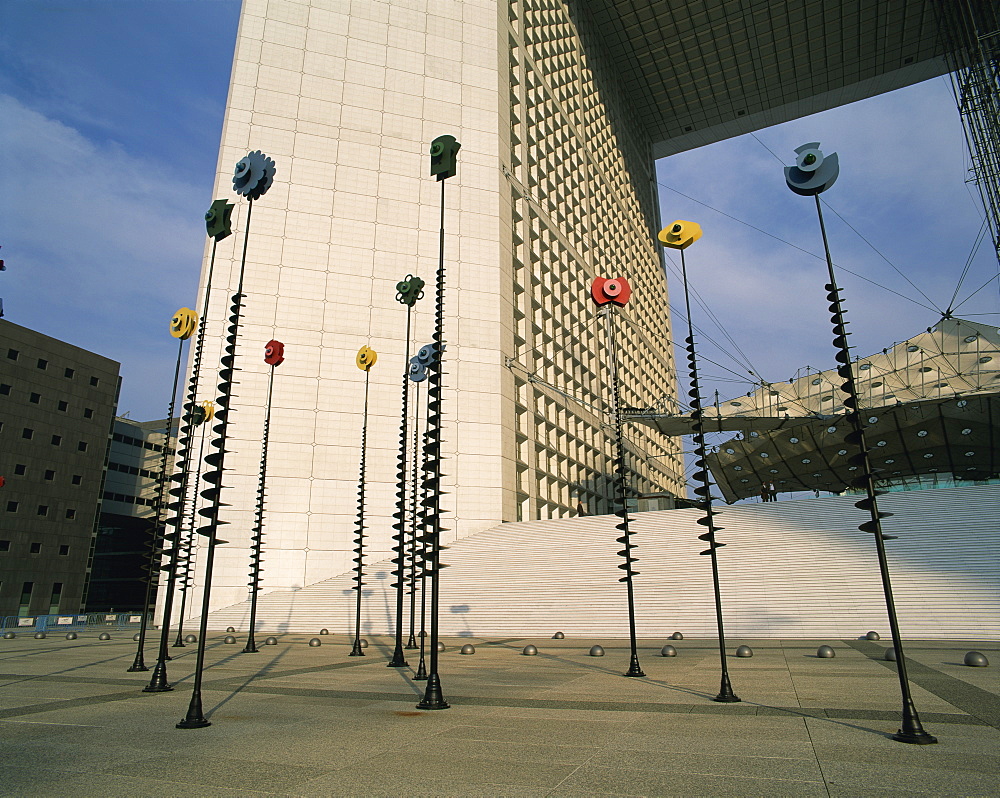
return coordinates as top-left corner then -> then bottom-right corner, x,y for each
198,485 -> 1000,639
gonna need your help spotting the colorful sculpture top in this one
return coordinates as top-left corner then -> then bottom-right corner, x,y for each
170,307 -> 198,340
396,274 -> 425,306
205,199 -> 234,241
591,277 -> 632,307
784,142 -> 839,196
430,135 -> 461,181
658,220 -> 702,250
356,345 -> 378,371
408,341 -> 443,383
264,339 -> 285,367
233,150 -> 276,200
188,401 -> 215,426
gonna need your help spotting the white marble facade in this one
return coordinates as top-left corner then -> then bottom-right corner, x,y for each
175,0 -> 681,621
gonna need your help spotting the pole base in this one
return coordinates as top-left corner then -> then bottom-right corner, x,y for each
417,675 -> 449,710
171,641 -> 186,648
625,654 -> 645,677
242,645 -> 258,654
143,683 -> 173,693
405,635 -> 418,650
126,664 -> 149,673
893,729 -> 938,745
176,717 -> 211,729
414,657 -> 428,680
143,662 -> 171,692
349,644 -> 365,657
388,647 -> 408,667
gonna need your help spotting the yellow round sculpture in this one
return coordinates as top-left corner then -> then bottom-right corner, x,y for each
356,345 -> 377,371
199,400 -> 215,422
169,307 -> 199,340
658,220 -> 702,250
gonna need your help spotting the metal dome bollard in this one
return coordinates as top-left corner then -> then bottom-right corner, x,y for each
184,634 -> 197,643
308,638 -> 322,647
132,632 -> 141,642
359,638 -> 369,649
884,647 -> 897,662
817,645 -> 835,658
2,632 -> 15,639
552,631 -> 565,639
735,645 -> 753,658
264,636 -> 278,646
65,632 -> 78,641
319,628 -> 329,635
589,645 -> 605,657
660,645 -> 677,657
964,651 -> 989,667
522,645 -> 538,656
865,631 -> 880,641
98,633 -> 111,641
460,644 -> 475,655
436,641 -> 445,653
670,632 -> 684,640
226,627 -> 236,633
224,635 -> 237,644
34,632 -> 47,640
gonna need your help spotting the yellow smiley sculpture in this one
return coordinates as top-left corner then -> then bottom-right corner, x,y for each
356,345 -> 377,371
658,220 -> 703,250
169,307 -> 199,340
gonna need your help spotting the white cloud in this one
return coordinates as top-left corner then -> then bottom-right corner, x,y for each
0,93 -> 210,418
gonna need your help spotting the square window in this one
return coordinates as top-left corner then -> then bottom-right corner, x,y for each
30,392 -> 40,404
36,358 -> 48,370
83,407 -> 93,419
51,434 -> 62,446
58,544 -> 69,555
21,428 -> 33,440
6,501 -> 18,512
64,367 -> 74,378
14,464 -> 26,475
6,348 -> 18,360
71,475 -> 82,485
89,376 -> 100,387
37,505 -> 48,517
77,441 -> 88,452
58,400 -> 68,412
0,383 -> 10,395
65,509 -> 76,520
0,540 -> 10,552
44,469 -> 55,481
30,542 -> 41,553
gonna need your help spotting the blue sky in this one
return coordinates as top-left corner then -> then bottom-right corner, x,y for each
1,1 -> 997,424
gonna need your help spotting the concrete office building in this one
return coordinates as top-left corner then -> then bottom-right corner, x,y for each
0,319 -> 120,617
88,418 -> 177,612
183,0 -> 951,620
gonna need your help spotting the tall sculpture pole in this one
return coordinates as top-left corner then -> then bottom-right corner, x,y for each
173,401 -> 214,648
127,309 -> 195,674
168,200 -> 232,651
659,220 -> 739,703
389,275 -> 424,667
350,345 -> 378,656
592,278 -> 644,678
177,150 -> 275,729
405,377 -> 423,650
137,308 -> 197,685
785,143 -> 936,744
417,134 -> 460,710
244,340 -> 284,654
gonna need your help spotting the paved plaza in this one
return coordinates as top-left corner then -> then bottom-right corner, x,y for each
0,632 -> 997,796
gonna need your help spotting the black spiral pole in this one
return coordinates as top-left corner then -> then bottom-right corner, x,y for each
129,333 -> 186,675
600,304 -> 645,678
813,196 -> 936,744
173,413 -> 210,647
417,134 -> 460,710
678,248 -> 739,703
351,347 -> 377,657
389,276 -> 423,667
245,357 -> 278,654
405,380 -> 422,650
177,151 -> 274,729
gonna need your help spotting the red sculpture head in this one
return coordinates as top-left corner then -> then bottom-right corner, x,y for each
264,339 -> 285,366
591,277 -> 632,307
